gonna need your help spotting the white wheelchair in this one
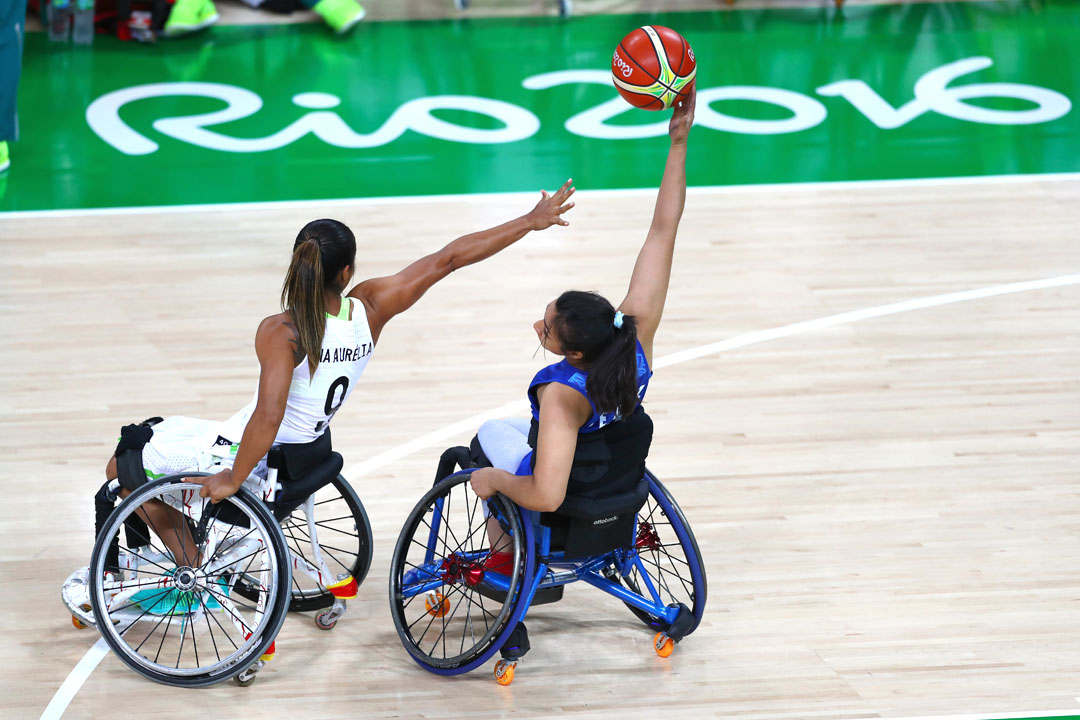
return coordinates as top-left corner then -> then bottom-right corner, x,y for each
61,432 -> 372,687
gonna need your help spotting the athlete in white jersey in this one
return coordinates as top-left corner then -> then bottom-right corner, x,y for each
220,295 -> 374,447
98,184 -> 577,565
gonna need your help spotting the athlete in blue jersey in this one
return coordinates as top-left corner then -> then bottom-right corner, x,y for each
469,87 -> 696,511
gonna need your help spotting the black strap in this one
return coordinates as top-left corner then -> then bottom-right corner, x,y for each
113,417 -> 162,492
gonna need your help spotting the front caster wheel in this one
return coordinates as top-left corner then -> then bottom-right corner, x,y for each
653,632 -> 674,658
494,659 -> 516,685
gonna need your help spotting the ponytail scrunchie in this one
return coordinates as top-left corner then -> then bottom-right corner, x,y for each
613,311 -> 624,329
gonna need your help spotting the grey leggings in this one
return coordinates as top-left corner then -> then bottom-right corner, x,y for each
477,417 -> 531,474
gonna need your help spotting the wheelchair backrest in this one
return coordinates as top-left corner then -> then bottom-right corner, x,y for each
533,405 -> 653,505
267,430 -> 342,520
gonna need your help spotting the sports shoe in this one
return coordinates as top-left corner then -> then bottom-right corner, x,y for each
163,0 -> 218,37
0,142 -> 9,173
311,0 -> 365,35
131,573 -> 228,615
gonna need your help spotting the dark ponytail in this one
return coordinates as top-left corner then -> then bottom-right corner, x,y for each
281,219 -> 357,376
553,290 -> 640,417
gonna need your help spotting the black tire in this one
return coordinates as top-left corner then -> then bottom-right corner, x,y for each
235,475 -> 372,612
89,475 -> 292,687
389,471 -> 530,675
618,470 -> 707,635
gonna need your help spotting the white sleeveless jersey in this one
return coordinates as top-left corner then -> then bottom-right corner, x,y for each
218,297 -> 374,448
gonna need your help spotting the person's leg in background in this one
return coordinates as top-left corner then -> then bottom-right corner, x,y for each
163,0 -> 219,38
301,0 -> 364,35
0,0 -> 28,173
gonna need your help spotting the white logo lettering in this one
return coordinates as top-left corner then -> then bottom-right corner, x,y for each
84,58 -> 1071,154
524,70 -> 826,138
87,82 -> 540,155
816,56 -> 1071,129
612,49 -> 634,78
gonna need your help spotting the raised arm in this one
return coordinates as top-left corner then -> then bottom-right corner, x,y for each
350,180 -> 576,344
617,88 -> 696,362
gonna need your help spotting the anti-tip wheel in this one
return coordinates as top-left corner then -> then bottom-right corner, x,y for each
653,632 -> 674,658
235,669 -> 257,687
314,611 -> 338,630
424,590 -> 450,618
494,659 -> 516,686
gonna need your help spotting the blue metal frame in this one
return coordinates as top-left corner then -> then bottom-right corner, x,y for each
397,468 -> 705,675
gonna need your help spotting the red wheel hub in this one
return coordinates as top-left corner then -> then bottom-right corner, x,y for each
635,521 -> 660,550
439,554 -> 485,587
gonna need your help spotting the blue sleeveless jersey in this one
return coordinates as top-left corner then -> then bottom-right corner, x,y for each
528,340 -> 653,434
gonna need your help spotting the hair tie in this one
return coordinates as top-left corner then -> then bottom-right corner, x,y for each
613,311 -> 624,329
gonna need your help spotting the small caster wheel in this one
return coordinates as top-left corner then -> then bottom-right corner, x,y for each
653,632 -> 674,658
494,659 -> 516,686
72,604 -> 92,629
315,611 -> 338,630
235,668 -> 257,687
425,591 -> 450,618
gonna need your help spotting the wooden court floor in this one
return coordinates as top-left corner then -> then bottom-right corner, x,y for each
2,176 -> 1080,718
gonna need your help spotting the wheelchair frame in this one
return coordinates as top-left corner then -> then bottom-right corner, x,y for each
390,453 -> 706,685
67,458 -> 373,687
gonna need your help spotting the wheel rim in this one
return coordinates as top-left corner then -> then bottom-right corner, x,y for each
391,472 -> 527,670
621,474 -> 706,633
277,477 -> 370,607
91,481 -> 286,681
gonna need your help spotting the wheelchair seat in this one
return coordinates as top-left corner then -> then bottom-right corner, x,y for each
267,429 -> 343,520
540,476 -> 650,559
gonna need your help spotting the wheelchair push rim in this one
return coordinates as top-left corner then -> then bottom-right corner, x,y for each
89,476 -> 292,687
389,470 -> 534,674
617,470 -> 707,635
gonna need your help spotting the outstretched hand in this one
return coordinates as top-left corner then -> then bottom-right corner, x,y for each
527,178 -> 576,231
669,85 -> 696,145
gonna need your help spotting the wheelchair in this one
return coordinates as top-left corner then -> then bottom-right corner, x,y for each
61,432 -> 373,688
388,427 -> 707,686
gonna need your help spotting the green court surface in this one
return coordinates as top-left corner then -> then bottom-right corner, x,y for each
2,0 -> 1078,212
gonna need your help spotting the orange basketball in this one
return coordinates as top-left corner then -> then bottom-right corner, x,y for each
612,25 -> 697,111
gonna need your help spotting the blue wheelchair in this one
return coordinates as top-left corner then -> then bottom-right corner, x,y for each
388,411 -> 707,685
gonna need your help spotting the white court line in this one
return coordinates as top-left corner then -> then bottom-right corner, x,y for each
4,171 -> 1080,220
41,271 -> 1080,720
41,639 -> 109,720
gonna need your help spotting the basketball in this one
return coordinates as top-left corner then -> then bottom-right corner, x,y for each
611,25 -> 697,111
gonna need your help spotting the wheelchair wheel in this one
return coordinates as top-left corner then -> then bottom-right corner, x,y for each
236,475 -> 372,613
89,476 -> 292,687
617,470 -> 707,635
389,470 -> 534,675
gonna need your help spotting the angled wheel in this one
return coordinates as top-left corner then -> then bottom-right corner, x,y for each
89,476 -> 292,687
618,470 -> 707,635
389,470 -> 533,675
236,475 -> 372,613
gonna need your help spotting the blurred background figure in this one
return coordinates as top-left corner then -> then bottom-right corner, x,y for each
0,0 -> 27,173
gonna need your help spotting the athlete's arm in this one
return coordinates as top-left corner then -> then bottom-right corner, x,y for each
349,179 -> 576,344
469,384 -> 590,512
197,316 -> 294,503
617,87 -> 695,363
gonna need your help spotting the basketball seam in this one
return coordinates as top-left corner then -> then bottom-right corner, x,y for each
642,26 -> 679,94
618,40 -> 660,86
612,83 -> 667,107
675,34 -> 687,77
